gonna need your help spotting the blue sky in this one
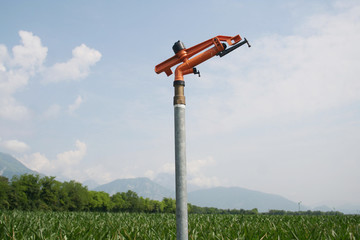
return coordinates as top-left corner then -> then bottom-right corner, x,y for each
1,0 -> 359,208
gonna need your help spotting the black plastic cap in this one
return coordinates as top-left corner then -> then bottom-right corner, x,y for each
172,41 -> 186,54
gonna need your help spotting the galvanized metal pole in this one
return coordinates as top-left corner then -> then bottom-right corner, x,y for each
173,80 -> 188,240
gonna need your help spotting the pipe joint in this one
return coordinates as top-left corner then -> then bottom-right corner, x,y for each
173,81 -> 186,105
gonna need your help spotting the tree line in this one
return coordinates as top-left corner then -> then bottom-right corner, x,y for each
0,174 -> 175,213
0,174 -> 343,215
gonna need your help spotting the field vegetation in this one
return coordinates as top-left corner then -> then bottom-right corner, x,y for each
0,211 -> 359,239
1,174 -> 359,239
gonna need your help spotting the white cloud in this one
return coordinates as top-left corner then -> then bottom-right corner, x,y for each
20,140 -> 86,178
56,140 -> 87,165
187,157 -> 220,188
0,31 -> 45,120
11,30 -> 47,74
192,2 -> 360,133
68,95 -> 83,114
188,176 -> 220,188
187,157 -> 216,175
0,31 -> 101,121
0,139 -> 30,153
0,94 -> 30,120
21,152 -> 50,172
43,44 -> 102,83
19,140 -> 114,183
84,165 -> 113,184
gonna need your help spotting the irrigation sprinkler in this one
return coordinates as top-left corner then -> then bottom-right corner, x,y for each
155,34 -> 250,240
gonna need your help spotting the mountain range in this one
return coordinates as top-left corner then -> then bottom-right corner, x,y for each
92,178 -> 301,212
188,187 -> 300,212
93,177 -> 174,201
1,151 -> 359,213
0,152 -> 40,179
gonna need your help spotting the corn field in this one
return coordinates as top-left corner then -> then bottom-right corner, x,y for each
0,211 -> 359,239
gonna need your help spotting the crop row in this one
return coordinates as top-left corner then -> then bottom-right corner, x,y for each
0,211 -> 359,239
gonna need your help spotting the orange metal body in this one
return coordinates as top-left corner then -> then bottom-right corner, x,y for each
155,35 -> 242,81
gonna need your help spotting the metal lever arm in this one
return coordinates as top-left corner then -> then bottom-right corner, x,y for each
217,38 -> 251,57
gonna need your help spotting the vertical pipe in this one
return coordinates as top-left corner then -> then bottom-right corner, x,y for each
173,81 -> 188,240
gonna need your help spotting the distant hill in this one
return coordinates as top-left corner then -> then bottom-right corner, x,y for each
94,177 -> 175,200
0,152 -> 41,179
188,186 -> 299,212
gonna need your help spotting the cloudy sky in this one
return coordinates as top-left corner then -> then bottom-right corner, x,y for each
1,0 -> 359,208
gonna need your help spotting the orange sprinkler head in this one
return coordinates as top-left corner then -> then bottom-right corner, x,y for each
155,35 -> 250,82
